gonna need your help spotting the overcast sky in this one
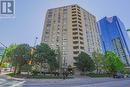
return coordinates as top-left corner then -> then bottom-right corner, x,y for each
0,0 -> 130,46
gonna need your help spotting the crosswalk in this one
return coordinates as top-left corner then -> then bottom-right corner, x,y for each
0,79 -> 25,87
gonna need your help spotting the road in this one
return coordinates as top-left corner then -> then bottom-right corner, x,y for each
22,78 -> 130,87
0,77 -> 130,87
0,78 -> 24,87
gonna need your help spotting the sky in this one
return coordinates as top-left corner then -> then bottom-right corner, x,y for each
0,0 -> 130,47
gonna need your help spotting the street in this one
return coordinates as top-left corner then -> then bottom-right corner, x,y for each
0,76 -> 130,87
22,78 -> 130,87
0,75 -> 130,87
0,78 -> 24,87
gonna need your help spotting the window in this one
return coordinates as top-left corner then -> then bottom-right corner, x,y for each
72,5 -> 76,8
79,32 -> 83,35
73,41 -> 78,44
73,28 -> 78,31
72,21 -> 77,23
73,37 -> 78,39
63,46 -> 67,50
80,46 -> 84,49
73,51 -> 79,54
79,28 -> 82,31
72,11 -> 76,13
47,24 -> 51,27
45,31 -> 49,34
63,8 -> 67,11
48,14 -> 52,18
77,5 -> 80,9
72,17 -> 77,20
63,42 -> 67,45
73,46 -> 79,49
80,37 -> 83,40
63,29 -> 67,31
78,18 -> 81,20
72,14 -> 77,16
78,21 -> 81,24
79,25 -> 82,28
72,8 -> 76,10
78,15 -> 81,17
72,24 -> 77,27
77,9 -> 80,11
47,20 -> 51,24
73,57 -> 78,60
73,32 -> 78,35
80,41 -> 84,44
48,9 -> 53,14
78,12 -> 81,14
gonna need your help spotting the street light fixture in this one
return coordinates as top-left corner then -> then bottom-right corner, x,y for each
34,37 -> 38,48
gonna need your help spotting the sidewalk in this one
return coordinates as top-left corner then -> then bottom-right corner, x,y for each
0,72 -> 24,81
0,71 -> 12,76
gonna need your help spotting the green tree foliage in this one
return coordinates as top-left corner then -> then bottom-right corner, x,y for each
33,43 -> 58,73
0,44 -> 17,68
3,44 -> 17,62
10,44 -> 31,74
56,47 -> 62,72
75,52 -> 95,72
105,51 -> 124,74
47,49 -> 58,72
92,51 -> 105,74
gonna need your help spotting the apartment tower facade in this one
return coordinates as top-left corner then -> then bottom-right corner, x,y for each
41,5 -> 101,67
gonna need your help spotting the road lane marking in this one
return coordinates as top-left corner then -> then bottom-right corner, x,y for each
9,81 -> 25,87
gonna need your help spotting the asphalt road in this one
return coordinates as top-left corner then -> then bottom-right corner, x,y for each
22,78 -> 130,87
0,78 -> 24,87
0,77 -> 130,87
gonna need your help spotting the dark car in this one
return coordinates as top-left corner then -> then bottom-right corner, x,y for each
127,74 -> 130,78
113,72 -> 124,78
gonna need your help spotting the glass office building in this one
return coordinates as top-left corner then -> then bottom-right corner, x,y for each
127,29 -> 130,39
97,16 -> 130,65
0,47 -> 4,61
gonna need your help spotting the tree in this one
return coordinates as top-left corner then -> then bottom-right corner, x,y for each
47,49 -> 58,73
105,51 -> 124,74
33,43 -> 58,74
3,44 -> 17,63
56,47 -> 62,72
10,44 -> 31,74
92,51 -> 105,74
75,52 -> 95,72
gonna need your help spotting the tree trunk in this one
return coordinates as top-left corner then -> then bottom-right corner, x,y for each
17,65 -> 21,75
40,63 -> 42,74
14,65 -> 17,74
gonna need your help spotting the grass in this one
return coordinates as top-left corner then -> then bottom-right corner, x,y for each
6,73 -> 16,77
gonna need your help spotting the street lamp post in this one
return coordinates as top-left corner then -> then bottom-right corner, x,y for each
27,37 -> 38,75
34,37 -> 38,48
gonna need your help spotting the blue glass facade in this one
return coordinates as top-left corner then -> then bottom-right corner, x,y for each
127,29 -> 130,39
98,16 -> 130,65
0,47 -> 4,61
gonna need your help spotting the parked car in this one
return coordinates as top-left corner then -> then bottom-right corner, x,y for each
113,72 -> 124,78
127,74 -> 130,78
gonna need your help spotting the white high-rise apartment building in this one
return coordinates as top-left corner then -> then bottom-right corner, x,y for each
41,5 -> 101,67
